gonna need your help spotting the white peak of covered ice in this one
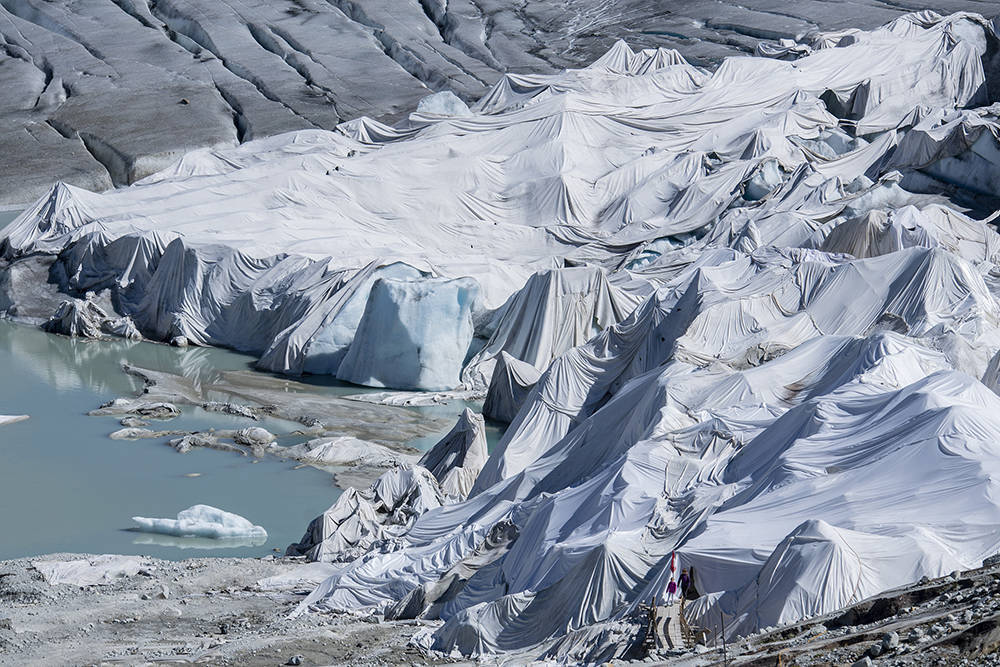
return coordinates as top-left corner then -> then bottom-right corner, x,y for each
418,408 -> 488,499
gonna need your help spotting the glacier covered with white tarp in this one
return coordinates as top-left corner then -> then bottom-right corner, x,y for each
5,8 -> 1000,660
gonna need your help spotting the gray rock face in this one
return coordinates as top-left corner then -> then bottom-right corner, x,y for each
0,0 -> 988,205
0,255 -> 63,322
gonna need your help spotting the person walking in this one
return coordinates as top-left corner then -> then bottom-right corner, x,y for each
666,577 -> 678,603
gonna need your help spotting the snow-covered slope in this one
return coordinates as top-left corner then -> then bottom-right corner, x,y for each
6,9 -> 1000,660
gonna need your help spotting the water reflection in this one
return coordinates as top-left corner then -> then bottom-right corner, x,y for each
129,531 -> 268,550
0,320 -> 256,395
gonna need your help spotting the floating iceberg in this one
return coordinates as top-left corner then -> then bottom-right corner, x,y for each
131,505 -> 267,542
0,414 -> 28,427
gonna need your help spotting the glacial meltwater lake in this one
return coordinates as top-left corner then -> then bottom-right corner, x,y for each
0,320 -> 344,559
0,317 -> 492,560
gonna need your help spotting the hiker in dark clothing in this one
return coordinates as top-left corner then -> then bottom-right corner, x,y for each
679,568 -> 691,598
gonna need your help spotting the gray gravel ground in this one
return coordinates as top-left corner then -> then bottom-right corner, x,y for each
6,552 -> 1000,665
0,552 -> 471,666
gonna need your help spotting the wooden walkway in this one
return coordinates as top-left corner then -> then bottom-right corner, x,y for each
645,601 -> 687,651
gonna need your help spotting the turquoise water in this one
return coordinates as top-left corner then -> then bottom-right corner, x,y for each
0,320 -> 500,560
0,321 -> 342,559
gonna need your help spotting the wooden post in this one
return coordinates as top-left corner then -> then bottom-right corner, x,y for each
721,611 -> 728,666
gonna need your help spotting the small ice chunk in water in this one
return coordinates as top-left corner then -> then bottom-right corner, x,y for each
0,414 -> 28,426
131,504 -> 267,540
